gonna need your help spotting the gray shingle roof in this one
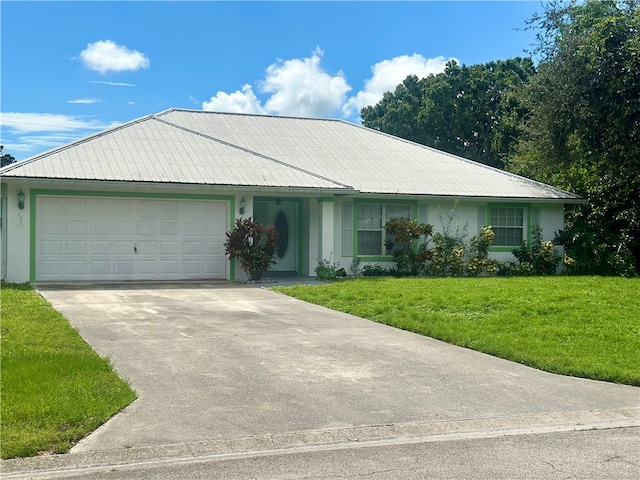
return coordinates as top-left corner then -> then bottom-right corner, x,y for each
1,108 -> 581,200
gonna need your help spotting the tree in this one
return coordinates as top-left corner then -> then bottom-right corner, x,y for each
512,0 -> 640,274
1,146 -> 16,167
361,58 -> 535,168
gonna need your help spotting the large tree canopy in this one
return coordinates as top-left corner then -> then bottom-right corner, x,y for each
361,58 -> 535,168
513,0 -> 640,274
1,146 -> 16,168
360,0 -> 639,275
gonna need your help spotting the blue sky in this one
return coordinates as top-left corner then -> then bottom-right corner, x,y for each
1,1 -> 543,161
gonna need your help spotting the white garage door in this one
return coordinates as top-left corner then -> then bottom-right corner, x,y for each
36,196 -> 228,281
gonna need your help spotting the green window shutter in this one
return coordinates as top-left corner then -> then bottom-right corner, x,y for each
418,205 -> 428,224
342,203 -> 353,257
531,207 -> 540,227
477,206 -> 487,233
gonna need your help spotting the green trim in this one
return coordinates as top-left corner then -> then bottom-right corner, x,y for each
356,256 -> 394,263
352,199 -> 418,258
29,189 -> 235,282
253,196 -> 304,273
486,203 -> 532,252
318,197 -> 335,203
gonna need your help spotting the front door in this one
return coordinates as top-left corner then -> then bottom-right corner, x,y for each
254,200 -> 297,272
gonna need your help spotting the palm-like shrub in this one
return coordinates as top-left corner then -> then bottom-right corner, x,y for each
224,217 -> 279,281
384,217 -> 433,276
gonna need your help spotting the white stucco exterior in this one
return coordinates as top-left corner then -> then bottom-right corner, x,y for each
0,110 -> 581,283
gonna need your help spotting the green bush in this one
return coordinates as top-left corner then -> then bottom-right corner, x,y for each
315,256 -> 346,280
384,217 -> 433,276
512,225 -> 561,275
361,263 -> 387,276
426,206 -> 468,277
467,226 -> 500,276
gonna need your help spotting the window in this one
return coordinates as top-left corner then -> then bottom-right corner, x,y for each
357,204 -> 411,255
491,207 -> 524,246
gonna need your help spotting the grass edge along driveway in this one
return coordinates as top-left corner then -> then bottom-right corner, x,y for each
0,283 -> 137,459
275,276 -> 640,387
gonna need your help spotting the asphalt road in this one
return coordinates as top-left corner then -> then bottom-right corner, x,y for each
3,428 -> 639,479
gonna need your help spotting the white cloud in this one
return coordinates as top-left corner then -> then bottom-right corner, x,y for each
202,48 -> 350,118
203,84 -> 266,114
1,112 -> 121,160
343,54 -> 455,118
87,80 -> 136,87
79,40 -> 150,74
261,48 -> 351,117
67,98 -> 103,104
1,112 -> 117,133
202,50 -> 454,121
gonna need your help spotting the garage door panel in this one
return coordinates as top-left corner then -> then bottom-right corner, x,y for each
114,241 -> 134,255
36,196 -> 228,281
65,240 -> 87,255
65,200 -> 88,217
91,222 -> 111,235
137,201 -> 158,218
159,241 -> 179,255
41,220 -> 63,235
41,198 -> 64,216
160,261 -> 180,274
66,220 -> 87,235
182,261 -> 202,274
114,222 -> 136,236
136,261 -> 158,274
89,260 -> 112,275
113,260 -> 134,275
204,261 -> 223,275
65,261 -> 87,275
39,260 -> 63,276
90,202 -> 112,217
41,240 -> 63,255
160,203 -> 180,218
136,241 -> 158,255
159,222 -> 180,236
89,240 -> 111,255
182,222 -> 201,236
137,222 -> 157,236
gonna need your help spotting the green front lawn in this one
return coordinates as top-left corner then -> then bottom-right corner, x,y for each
0,284 -> 137,459
276,276 -> 640,386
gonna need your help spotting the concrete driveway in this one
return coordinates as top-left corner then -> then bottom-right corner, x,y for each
12,282 -> 640,472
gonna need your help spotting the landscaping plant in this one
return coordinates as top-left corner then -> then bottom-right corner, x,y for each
512,225 -> 562,275
224,217 -> 279,281
384,217 -> 433,276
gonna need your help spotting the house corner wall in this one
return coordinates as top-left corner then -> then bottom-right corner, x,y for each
4,184 -> 31,283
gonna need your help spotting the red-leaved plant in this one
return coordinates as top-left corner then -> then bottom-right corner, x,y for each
224,217 -> 279,281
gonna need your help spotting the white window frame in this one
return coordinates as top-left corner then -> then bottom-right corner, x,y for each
490,207 -> 525,246
356,203 -> 412,256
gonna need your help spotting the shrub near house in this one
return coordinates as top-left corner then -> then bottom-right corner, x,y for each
224,218 -> 279,281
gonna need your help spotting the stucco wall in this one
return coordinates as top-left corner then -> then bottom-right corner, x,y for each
333,197 -> 567,273
3,183 -> 31,283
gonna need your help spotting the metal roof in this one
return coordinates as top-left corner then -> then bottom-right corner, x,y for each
0,116 -> 351,191
1,108 -> 581,200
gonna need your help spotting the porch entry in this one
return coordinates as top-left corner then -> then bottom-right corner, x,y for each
254,199 -> 298,272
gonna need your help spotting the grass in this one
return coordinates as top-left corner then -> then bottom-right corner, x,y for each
0,283 -> 137,459
275,276 -> 640,386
